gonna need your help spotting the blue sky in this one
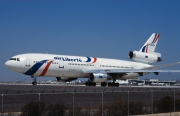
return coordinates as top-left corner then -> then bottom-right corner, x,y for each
0,0 -> 180,82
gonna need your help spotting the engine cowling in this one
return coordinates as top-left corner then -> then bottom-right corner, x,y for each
90,73 -> 109,83
129,51 -> 162,64
56,77 -> 77,82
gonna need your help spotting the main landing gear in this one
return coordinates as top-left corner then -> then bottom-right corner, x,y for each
85,81 -> 119,87
31,76 -> 37,85
108,76 -> 119,87
101,82 -> 107,86
108,82 -> 119,87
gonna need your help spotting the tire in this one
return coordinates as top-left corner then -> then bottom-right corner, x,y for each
115,83 -> 119,87
32,81 -> 37,85
108,82 -> 112,87
101,82 -> 107,87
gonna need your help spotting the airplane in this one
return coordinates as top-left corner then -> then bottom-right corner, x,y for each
5,33 -> 180,87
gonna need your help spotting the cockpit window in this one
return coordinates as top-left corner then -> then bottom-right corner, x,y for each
9,58 -> 20,61
10,58 -> 16,61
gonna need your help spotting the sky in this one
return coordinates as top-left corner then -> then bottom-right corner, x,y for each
0,0 -> 180,82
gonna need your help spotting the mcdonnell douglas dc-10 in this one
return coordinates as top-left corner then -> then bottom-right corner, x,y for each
5,33 -> 180,86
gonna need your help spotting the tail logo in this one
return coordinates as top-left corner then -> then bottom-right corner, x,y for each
152,34 -> 160,44
141,33 -> 160,53
141,45 -> 148,53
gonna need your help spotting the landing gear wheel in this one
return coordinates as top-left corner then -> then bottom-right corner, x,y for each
108,82 -> 112,87
115,83 -> 119,87
92,82 -> 96,86
101,82 -> 107,87
32,81 -> 37,85
108,82 -> 119,87
31,76 -> 37,85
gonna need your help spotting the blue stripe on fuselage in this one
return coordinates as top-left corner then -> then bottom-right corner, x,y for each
24,60 -> 48,75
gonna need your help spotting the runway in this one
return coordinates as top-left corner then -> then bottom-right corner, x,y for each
0,83 -> 180,94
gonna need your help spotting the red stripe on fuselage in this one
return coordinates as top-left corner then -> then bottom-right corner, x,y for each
92,57 -> 97,63
40,60 -> 53,76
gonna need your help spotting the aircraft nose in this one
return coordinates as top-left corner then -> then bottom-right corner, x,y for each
5,61 -> 11,68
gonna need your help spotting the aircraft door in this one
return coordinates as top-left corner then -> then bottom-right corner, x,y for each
25,58 -> 30,67
59,60 -> 64,68
95,62 -> 99,69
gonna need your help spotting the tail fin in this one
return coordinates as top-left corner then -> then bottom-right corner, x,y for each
129,33 -> 162,64
140,33 -> 160,53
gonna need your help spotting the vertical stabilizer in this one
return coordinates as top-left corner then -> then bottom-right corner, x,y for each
140,33 -> 160,53
129,33 -> 162,64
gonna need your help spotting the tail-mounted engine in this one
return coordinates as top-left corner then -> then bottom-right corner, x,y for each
129,51 -> 162,64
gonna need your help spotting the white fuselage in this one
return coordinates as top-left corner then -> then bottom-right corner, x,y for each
5,53 -> 152,79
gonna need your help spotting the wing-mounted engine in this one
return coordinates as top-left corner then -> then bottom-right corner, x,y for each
56,77 -> 77,82
129,51 -> 162,64
90,73 -> 110,83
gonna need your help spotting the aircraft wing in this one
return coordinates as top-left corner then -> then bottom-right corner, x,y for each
144,62 -> 180,69
83,62 -> 180,74
84,69 -> 180,74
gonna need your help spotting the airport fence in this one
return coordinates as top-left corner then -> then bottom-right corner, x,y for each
0,86 -> 180,116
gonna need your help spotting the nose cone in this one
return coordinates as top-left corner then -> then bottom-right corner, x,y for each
5,60 -> 22,73
5,61 -> 10,68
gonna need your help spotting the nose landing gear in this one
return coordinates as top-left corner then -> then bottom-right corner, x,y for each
31,76 -> 37,85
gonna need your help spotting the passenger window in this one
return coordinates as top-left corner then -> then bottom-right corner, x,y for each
17,58 -> 20,61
